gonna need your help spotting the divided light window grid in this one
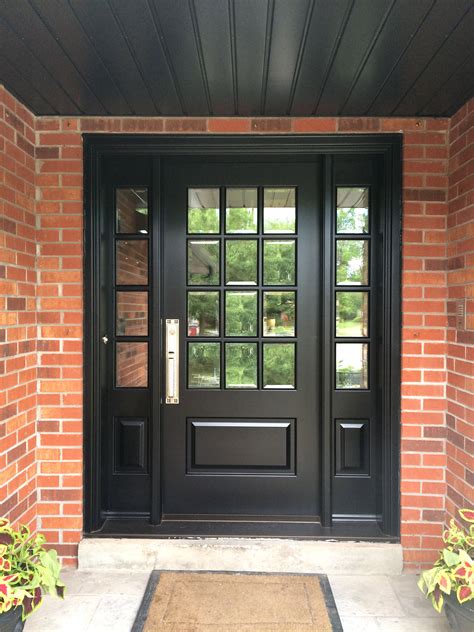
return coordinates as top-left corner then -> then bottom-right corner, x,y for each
186,187 -> 297,390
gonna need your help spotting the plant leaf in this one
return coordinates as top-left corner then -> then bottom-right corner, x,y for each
457,585 -> 473,604
442,549 -> 459,567
459,509 -> 474,524
438,572 -> 452,595
432,588 -> 444,613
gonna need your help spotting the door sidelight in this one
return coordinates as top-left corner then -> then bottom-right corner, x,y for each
165,319 -> 179,404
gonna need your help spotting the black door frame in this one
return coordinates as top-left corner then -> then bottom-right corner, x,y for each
83,134 -> 402,538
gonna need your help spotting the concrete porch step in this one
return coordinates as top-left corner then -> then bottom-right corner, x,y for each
79,538 -> 403,575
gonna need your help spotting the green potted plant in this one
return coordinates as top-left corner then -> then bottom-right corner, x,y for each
0,519 -> 65,631
418,508 -> 474,631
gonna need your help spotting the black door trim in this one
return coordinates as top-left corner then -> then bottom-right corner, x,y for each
83,134 -> 402,538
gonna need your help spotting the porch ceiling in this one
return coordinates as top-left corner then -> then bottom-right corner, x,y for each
0,0 -> 473,118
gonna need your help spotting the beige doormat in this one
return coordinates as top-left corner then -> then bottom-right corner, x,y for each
133,571 -> 341,632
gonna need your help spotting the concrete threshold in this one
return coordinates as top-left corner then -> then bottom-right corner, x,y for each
79,538 -> 403,575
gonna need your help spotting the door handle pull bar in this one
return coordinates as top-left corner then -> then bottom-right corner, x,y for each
165,319 -> 179,404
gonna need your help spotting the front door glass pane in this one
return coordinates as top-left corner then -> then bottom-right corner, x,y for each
116,240 -> 148,285
225,240 -> 257,285
188,342 -> 220,388
226,188 -> 258,233
263,240 -> 296,285
116,342 -> 148,387
225,291 -> 258,336
336,240 -> 369,286
225,343 -> 257,389
263,343 -> 295,388
263,188 -> 296,233
116,188 -> 148,234
188,188 -> 220,234
116,291 -> 148,336
187,291 -> 219,336
263,291 -> 296,336
336,343 -> 368,389
335,291 -> 369,337
188,240 -> 220,285
336,187 -> 369,234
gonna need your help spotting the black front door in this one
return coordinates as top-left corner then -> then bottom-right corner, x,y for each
86,135 -> 401,539
161,159 -> 320,518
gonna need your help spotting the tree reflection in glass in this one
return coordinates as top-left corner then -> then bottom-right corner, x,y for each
188,188 -> 220,234
263,343 -> 295,388
263,291 -> 295,336
187,292 -> 219,336
226,188 -> 258,233
264,240 -> 296,285
225,291 -> 257,336
263,188 -> 296,233
335,291 -> 368,337
225,240 -> 257,285
336,187 -> 369,234
336,240 -> 369,285
188,342 -> 220,388
225,343 -> 257,388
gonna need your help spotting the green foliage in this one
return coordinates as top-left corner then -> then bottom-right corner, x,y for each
264,344 -> 295,387
418,508 -> 474,612
336,240 -> 368,285
226,240 -> 257,284
188,207 -> 219,233
225,292 -> 257,336
226,343 -> 257,388
0,519 -> 65,620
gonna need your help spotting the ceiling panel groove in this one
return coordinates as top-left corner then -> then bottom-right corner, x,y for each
312,0 -> 354,114
66,0 -> 135,115
0,13 -> 82,113
389,5 -> 474,115
105,0 -> 160,115
188,0 -> 213,115
27,0 -> 108,115
260,0 -> 275,115
362,0 -> 435,115
228,0 -> 239,114
420,53 -> 474,116
146,0 -> 185,115
0,53 -> 59,114
338,0 -> 397,115
286,0 -> 315,115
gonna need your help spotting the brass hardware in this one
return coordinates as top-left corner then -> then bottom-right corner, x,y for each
165,319 -> 179,404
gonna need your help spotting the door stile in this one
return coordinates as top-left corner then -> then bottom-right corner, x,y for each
151,156 -> 162,525
321,154 -> 333,528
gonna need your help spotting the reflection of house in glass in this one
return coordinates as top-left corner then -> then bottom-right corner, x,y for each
188,240 -> 220,285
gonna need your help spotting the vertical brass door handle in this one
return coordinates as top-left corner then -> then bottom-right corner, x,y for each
165,319 -> 179,404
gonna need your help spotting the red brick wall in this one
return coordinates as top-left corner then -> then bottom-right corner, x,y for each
1,83 -> 472,569
0,86 -> 37,532
446,98 -> 474,522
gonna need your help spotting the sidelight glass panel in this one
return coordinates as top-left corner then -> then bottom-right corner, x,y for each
263,291 -> 295,337
336,343 -> 368,389
263,240 -> 296,285
116,239 -> 148,285
263,187 -> 296,233
187,240 -> 220,285
336,240 -> 369,286
225,343 -> 257,389
263,343 -> 295,389
225,240 -> 257,285
188,188 -> 220,234
116,342 -> 148,388
225,188 -> 258,233
188,342 -> 220,388
336,187 -> 369,234
116,291 -> 148,336
335,291 -> 369,337
116,188 -> 148,234
225,291 -> 258,336
187,291 -> 219,336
